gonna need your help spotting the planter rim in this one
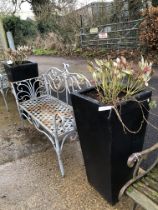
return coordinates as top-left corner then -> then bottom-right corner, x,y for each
4,61 -> 37,67
71,86 -> 152,108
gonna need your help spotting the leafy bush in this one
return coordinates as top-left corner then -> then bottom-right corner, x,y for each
88,57 -> 153,105
152,0 -> 158,7
139,7 -> 158,51
3,16 -> 38,46
33,48 -> 58,55
37,18 -> 55,34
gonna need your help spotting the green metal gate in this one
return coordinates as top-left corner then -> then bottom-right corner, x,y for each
79,0 -> 148,49
80,19 -> 142,49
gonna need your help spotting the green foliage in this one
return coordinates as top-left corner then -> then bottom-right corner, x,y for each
149,100 -> 157,109
88,57 -> 153,105
37,16 -> 57,34
3,16 -> 38,46
33,48 -> 58,55
152,0 -> 158,6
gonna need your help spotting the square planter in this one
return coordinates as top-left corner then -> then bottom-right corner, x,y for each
71,87 -> 152,205
3,61 -> 38,82
4,61 -> 39,114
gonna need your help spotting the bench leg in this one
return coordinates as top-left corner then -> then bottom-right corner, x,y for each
55,131 -> 78,176
54,134 -> 65,177
57,152 -> 64,177
1,90 -> 8,111
17,107 -> 25,129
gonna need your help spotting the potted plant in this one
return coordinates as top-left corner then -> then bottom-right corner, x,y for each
3,46 -> 38,82
70,57 -> 153,205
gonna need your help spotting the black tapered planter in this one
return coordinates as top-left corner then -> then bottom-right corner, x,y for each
71,87 -> 152,205
4,61 -> 38,82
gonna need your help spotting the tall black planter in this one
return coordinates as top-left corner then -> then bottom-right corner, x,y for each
71,87 -> 152,205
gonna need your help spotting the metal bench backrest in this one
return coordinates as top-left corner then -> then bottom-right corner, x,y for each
11,64 -> 91,105
11,74 -> 48,103
46,63 -> 91,104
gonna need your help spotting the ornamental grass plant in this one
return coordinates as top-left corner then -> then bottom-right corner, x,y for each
88,56 -> 153,106
88,57 -> 155,134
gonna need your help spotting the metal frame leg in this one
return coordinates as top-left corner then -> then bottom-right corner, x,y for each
54,131 -> 78,177
56,151 -> 64,177
17,106 -> 25,129
1,89 -> 8,111
54,135 -> 65,177
53,130 -> 78,177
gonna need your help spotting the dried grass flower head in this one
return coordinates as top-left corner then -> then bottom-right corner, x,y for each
88,56 -> 153,105
5,45 -> 32,66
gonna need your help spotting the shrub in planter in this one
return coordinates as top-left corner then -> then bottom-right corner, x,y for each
71,57 -> 153,205
4,46 -> 38,82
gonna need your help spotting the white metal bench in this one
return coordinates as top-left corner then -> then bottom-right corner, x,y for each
0,73 -> 10,111
11,64 -> 91,176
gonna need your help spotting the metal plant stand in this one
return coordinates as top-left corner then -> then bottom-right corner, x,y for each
0,73 -> 10,111
11,64 -> 91,176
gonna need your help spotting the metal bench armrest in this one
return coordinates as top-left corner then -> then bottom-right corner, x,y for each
119,143 -> 158,200
127,143 -> 158,168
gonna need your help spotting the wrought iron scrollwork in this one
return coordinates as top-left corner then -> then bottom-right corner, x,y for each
46,63 -> 91,103
11,75 -> 48,103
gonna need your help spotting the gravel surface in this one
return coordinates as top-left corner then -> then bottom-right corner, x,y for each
0,144 -> 139,210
